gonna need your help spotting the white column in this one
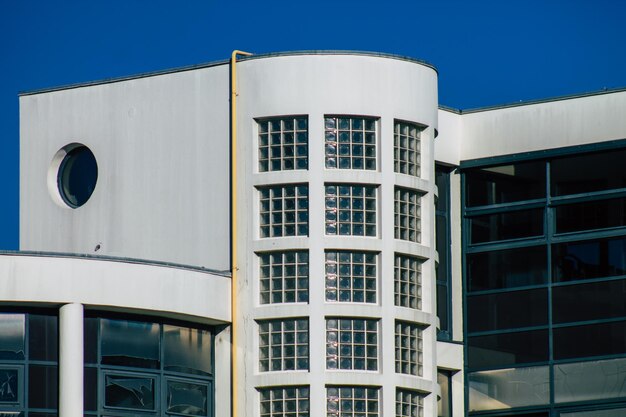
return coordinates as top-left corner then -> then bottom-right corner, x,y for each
59,303 -> 83,417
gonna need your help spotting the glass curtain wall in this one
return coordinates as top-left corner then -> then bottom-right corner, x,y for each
463,146 -> 626,416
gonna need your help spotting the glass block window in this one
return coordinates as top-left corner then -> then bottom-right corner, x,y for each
394,121 -> 422,176
325,116 -> 377,170
327,386 -> 379,417
325,251 -> 377,303
259,319 -> 309,372
394,254 -> 422,309
325,184 -> 377,236
395,321 -> 423,376
395,187 -> 421,242
258,117 -> 308,172
326,318 -> 378,371
259,184 -> 309,238
396,388 -> 424,417
259,251 -> 309,304
259,386 -> 310,417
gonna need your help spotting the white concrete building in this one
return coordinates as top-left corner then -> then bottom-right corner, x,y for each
11,51 -> 626,417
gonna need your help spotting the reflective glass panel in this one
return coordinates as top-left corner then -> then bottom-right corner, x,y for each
0,368 -> 18,403
166,380 -> 208,416
551,148 -> 626,196
104,374 -> 155,410
552,236 -> 626,283
561,407 -> 626,417
101,319 -> 159,369
466,161 -> 546,207
467,246 -> 547,292
467,289 -> 548,332
163,325 -> 212,375
556,197 -> 626,234
468,366 -> 549,411
84,367 -> 97,412
469,208 -> 544,243
553,279 -> 626,323
0,314 -> 25,360
29,315 -> 58,361
84,317 -> 98,364
29,365 -> 58,409
468,330 -> 548,369
555,357 -> 626,403
554,320 -> 626,359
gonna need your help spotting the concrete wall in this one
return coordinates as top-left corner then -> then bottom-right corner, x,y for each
19,66 -> 231,271
459,91 -> 626,161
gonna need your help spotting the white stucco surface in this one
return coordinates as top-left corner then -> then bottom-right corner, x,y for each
0,254 -> 231,323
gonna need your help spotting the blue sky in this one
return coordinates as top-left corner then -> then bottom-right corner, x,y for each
1,0 -> 626,250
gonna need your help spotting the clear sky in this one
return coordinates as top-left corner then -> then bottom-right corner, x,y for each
1,0 -> 626,250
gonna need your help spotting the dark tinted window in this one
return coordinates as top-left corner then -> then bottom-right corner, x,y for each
555,197 -> 626,234
468,289 -> 548,333
551,148 -> 626,196
552,236 -> 626,282
468,330 -> 548,369
554,320 -> 626,359
84,367 -> 97,412
29,365 -> 58,408
163,325 -> 212,375
84,317 -> 98,364
470,208 -> 544,244
553,279 -> 626,323
29,315 -> 58,361
468,246 -> 547,292
466,161 -> 545,207
437,283 -> 448,333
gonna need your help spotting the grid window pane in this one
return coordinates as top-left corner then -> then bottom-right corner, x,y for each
394,121 -> 421,177
396,388 -> 424,417
395,187 -> 421,242
325,184 -> 377,236
325,251 -> 377,303
325,116 -> 377,170
260,185 -> 309,238
395,321 -> 423,376
259,117 -> 308,172
326,318 -> 378,371
259,386 -> 310,417
394,254 -> 422,309
259,251 -> 309,304
259,319 -> 309,372
327,386 -> 379,417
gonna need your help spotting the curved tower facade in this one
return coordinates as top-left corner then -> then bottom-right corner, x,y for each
234,54 -> 440,416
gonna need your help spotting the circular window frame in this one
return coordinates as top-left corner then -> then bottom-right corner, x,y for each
47,143 -> 98,209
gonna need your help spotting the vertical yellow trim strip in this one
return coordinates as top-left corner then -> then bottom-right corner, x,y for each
230,49 -> 252,417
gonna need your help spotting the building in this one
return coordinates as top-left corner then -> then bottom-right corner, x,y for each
8,51 -> 626,417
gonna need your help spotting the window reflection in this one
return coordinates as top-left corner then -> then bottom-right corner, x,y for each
101,319 -> 159,369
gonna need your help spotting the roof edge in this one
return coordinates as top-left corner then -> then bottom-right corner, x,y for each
19,50 -> 437,97
449,85 -> 626,114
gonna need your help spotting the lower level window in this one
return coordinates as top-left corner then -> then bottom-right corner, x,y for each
0,312 -> 58,415
84,315 -> 214,417
396,388 -> 424,417
327,386 -> 379,417
259,386 -> 310,417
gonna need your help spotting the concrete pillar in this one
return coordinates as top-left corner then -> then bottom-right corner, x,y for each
59,303 -> 83,417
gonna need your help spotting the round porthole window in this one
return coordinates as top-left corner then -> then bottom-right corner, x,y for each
52,144 -> 98,208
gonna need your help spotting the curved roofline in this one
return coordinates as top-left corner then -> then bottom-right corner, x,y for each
19,50 -> 437,96
0,250 -> 231,276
